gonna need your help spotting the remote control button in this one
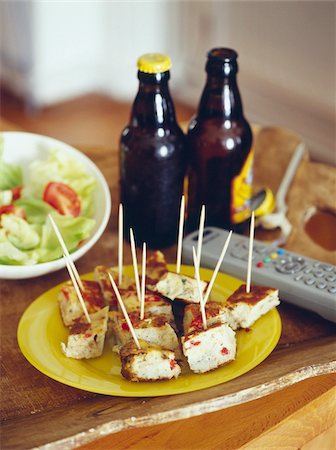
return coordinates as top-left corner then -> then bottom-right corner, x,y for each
295,256 -> 305,263
320,264 -> 333,272
316,281 -> 327,289
270,252 -> 278,259
277,249 -> 285,255
264,257 -> 272,263
276,260 -> 304,274
313,262 -> 321,268
304,267 -> 312,274
313,270 -> 325,278
230,249 -> 255,261
328,285 -> 336,294
230,246 -> 246,259
294,274 -> 303,281
254,246 -> 269,255
304,277 -> 315,286
276,257 -> 290,265
256,262 -> 264,268
326,275 -> 336,282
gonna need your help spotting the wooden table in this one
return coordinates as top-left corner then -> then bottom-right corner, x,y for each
1,123 -> 335,449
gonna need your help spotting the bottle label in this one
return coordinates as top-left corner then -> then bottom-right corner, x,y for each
230,149 -> 254,224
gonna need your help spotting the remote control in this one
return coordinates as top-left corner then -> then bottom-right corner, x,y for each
182,227 -> 336,323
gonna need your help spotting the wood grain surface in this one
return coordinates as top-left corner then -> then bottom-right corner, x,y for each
0,125 -> 335,450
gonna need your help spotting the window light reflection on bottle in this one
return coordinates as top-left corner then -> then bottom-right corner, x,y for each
226,138 -> 235,150
224,85 -> 231,116
224,119 -> 231,129
159,145 -> 169,158
155,94 -> 164,123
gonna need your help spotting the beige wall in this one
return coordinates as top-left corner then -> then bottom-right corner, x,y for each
173,1 -> 335,165
1,1 -> 334,163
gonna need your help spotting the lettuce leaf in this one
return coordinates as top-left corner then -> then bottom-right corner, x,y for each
25,149 -> 96,217
1,214 -> 40,250
0,139 -> 23,190
0,229 -> 39,265
15,197 -> 54,224
37,213 -> 95,262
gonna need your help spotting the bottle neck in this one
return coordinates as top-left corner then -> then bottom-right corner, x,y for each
130,71 -> 177,129
197,71 -> 244,120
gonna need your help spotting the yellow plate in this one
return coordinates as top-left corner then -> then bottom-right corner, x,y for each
17,265 -> 281,397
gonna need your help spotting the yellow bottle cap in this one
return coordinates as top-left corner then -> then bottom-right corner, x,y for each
252,187 -> 276,218
137,53 -> 172,74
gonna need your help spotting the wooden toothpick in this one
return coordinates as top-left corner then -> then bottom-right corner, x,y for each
196,205 -> 205,273
140,242 -> 146,321
129,228 -> 141,304
118,203 -> 123,286
246,211 -> 255,293
108,272 -> 140,349
63,255 -> 91,323
48,214 -> 85,292
176,195 -> 185,274
203,230 -> 233,305
192,246 -> 207,330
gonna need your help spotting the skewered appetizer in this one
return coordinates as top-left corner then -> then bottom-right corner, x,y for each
145,250 -> 169,288
120,290 -> 175,328
183,284 -> 280,331
146,250 -> 209,305
182,320 -> 236,374
119,340 -> 181,382
183,301 -> 234,332
155,272 -> 208,304
94,265 -> 136,309
225,284 -> 280,329
109,311 -> 180,356
58,280 -> 105,327
61,306 -> 109,359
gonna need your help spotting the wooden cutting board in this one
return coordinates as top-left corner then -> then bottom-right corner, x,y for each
0,126 -> 335,450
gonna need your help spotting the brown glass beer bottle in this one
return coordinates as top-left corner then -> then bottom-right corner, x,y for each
120,53 -> 187,248
187,48 -> 253,232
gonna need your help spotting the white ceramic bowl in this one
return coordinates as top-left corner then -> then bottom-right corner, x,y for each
0,132 -> 111,279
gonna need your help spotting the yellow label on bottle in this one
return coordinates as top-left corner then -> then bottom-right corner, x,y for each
231,149 -> 254,224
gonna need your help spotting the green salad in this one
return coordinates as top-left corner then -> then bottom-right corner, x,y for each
0,138 -> 96,265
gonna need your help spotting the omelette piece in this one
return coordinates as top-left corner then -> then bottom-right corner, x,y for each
109,310 -> 180,357
94,265 -> 136,310
182,322 -> 236,373
120,340 -> 181,382
61,306 -> 109,359
121,290 -> 175,327
225,284 -> 280,329
155,272 -> 208,304
58,280 -> 105,327
183,301 -> 235,333
145,250 -> 169,288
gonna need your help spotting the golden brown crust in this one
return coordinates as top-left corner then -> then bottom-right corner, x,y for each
69,322 -> 91,335
184,322 -> 224,341
185,302 -> 223,332
124,312 -> 168,329
61,280 -> 105,311
226,284 -> 277,305
145,251 -> 168,286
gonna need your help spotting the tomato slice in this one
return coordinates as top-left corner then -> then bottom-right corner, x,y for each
43,182 -> 81,217
11,186 -> 22,201
0,204 -> 27,220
